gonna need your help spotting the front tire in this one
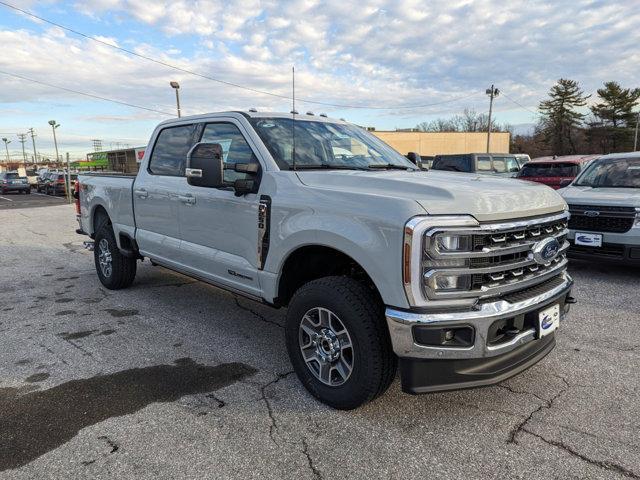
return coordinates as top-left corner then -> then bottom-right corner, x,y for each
94,223 -> 137,289
285,276 -> 397,410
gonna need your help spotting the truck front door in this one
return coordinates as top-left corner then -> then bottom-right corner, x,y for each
176,120 -> 263,297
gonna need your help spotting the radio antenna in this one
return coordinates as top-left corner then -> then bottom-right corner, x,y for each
291,66 -> 296,171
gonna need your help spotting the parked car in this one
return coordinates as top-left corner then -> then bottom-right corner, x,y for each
431,153 -> 522,176
0,171 -> 30,194
561,152 -> 640,264
36,172 -> 56,193
76,111 -> 574,409
48,173 -> 77,196
517,155 -> 599,189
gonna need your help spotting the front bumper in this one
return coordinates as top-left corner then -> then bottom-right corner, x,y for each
567,230 -> 640,265
386,273 -> 573,393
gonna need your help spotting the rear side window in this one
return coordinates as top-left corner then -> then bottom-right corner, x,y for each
149,124 -> 198,176
6,172 -> 19,179
432,155 -> 472,172
476,156 -> 492,171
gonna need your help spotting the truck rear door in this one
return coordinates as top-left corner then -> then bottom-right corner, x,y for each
133,123 -> 200,265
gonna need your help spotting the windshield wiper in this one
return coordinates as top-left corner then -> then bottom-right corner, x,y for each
292,164 -> 370,171
366,163 -> 413,170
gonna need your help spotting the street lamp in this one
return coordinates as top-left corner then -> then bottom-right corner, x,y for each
170,81 -> 182,118
2,137 -> 10,163
48,120 -> 60,163
48,120 -> 71,203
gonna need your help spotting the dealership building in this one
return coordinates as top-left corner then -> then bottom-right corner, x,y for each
372,131 -> 510,158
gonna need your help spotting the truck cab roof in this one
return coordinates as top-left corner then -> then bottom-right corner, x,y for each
157,111 -> 348,128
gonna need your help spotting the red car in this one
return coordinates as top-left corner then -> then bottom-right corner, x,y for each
516,155 -> 600,189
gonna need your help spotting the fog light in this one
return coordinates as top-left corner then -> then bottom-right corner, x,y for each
413,325 -> 475,347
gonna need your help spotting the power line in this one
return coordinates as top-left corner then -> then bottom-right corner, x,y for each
0,0 -> 480,111
0,70 -> 174,115
500,92 -> 542,117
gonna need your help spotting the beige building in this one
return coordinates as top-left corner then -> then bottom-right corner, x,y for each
372,131 -> 510,157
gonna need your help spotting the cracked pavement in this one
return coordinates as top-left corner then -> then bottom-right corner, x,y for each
0,204 -> 639,480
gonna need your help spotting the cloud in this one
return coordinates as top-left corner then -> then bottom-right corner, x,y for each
0,0 -> 639,154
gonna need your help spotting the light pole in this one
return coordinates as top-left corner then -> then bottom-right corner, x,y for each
17,133 -> 28,169
485,85 -> 499,153
170,81 -> 181,118
49,120 -> 70,202
2,138 -> 10,163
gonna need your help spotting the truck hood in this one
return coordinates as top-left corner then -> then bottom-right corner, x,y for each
561,185 -> 640,207
296,170 -> 566,222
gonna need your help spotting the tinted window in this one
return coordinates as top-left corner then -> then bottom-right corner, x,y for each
432,155 -> 472,172
519,163 -> 579,177
5,172 -> 19,179
575,157 -> 640,188
201,123 -> 259,182
149,124 -> 198,176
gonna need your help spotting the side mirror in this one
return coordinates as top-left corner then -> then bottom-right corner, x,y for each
186,142 -> 224,188
405,152 -> 423,168
559,179 -> 572,188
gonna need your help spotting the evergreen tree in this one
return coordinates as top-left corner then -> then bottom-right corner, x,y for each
588,81 -> 640,152
538,79 -> 589,155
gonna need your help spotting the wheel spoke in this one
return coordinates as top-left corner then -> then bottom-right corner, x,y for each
334,357 -> 352,381
337,331 -> 351,349
319,361 -> 331,383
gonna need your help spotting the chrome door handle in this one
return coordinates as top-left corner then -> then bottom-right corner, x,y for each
178,194 -> 196,205
134,188 -> 148,199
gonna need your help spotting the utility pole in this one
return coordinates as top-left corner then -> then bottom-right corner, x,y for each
170,81 -> 181,117
2,138 -> 10,163
17,133 -> 28,169
634,112 -> 639,152
485,85 -> 499,153
28,128 -> 38,163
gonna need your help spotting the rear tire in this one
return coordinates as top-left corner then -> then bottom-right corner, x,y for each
94,223 -> 136,290
285,276 -> 397,410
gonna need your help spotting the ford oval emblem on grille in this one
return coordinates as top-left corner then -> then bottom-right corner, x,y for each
584,210 -> 600,217
532,237 -> 561,265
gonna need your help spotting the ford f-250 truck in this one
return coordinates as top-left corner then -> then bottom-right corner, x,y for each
76,111 -> 575,409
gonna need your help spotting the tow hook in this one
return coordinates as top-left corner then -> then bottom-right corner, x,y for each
566,296 -> 577,304
83,241 -> 95,251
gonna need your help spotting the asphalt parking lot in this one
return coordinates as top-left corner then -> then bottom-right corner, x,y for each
0,203 -> 638,480
0,191 -> 68,210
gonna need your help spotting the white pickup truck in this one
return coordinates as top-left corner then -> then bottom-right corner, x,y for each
76,111 -> 575,409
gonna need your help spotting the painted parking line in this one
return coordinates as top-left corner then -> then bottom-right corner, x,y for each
0,196 -> 13,202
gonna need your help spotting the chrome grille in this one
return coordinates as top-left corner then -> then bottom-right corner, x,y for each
422,212 -> 570,300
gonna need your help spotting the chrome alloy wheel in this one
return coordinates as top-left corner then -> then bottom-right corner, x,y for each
98,238 -> 113,278
299,307 -> 354,386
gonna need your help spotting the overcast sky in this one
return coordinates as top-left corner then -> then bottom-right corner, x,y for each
0,0 -> 638,158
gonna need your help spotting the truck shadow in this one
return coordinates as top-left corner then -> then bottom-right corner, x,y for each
0,358 -> 256,472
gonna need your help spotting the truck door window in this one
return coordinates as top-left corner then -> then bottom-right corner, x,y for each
201,123 -> 259,182
148,124 -> 198,176
477,156 -> 492,171
433,155 -> 472,172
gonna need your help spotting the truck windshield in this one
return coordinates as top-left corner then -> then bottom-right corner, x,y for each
574,157 -> 640,188
249,117 -> 416,171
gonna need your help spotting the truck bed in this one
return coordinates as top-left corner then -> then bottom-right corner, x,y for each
78,173 -> 136,240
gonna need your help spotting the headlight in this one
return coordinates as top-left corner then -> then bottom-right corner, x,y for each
434,234 -> 472,252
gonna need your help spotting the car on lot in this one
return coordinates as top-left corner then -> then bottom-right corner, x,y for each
561,152 -> 640,264
47,173 -> 77,196
431,153 -> 522,176
0,171 -> 30,194
513,153 -> 531,166
75,111 -> 574,409
36,172 -> 56,193
517,155 -> 599,189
